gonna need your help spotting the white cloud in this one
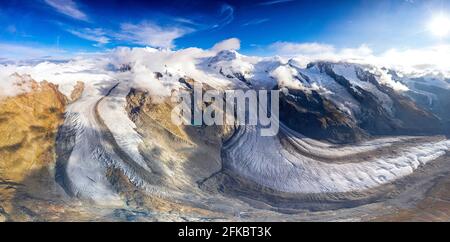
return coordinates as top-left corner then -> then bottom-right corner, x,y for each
174,17 -> 202,26
377,45 -> 450,73
242,18 -> 270,26
211,38 -> 241,52
44,0 -> 88,21
116,22 -> 191,49
270,42 -> 335,55
270,65 -> 303,90
271,41 -> 450,75
0,73 -> 32,98
270,41 -> 374,66
67,28 -> 110,45
339,45 -> 373,57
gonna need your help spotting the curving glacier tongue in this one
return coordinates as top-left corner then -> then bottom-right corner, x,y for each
56,80 -> 174,205
222,120 -> 450,194
57,82 -> 123,206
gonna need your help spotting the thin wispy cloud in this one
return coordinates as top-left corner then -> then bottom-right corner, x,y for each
44,0 -> 88,21
258,0 -> 295,6
53,16 -> 192,48
67,28 -> 110,45
115,22 -> 192,49
174,17 -> 202,26
211,4 -> 234,29
242,18 -> 270,26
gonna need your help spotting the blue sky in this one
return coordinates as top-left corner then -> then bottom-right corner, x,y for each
1,0 -> 450,59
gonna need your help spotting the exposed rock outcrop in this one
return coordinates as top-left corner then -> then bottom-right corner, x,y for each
0,77 -> 67,221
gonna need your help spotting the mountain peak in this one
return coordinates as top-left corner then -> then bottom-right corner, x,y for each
210,49 -> 239,63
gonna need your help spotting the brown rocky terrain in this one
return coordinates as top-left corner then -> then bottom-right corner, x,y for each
0,78 -> 67,221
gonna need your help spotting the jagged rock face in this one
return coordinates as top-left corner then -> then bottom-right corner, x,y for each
278,62 -> 444,143
122,87 -> 239,218
0,79 -> 66,221
407,83 -> 450,120
391,73 -> 450,133
125,87 -> 231,187
127,88 -> 189,141
0,80 -> 66,182
279,88 -> 367,143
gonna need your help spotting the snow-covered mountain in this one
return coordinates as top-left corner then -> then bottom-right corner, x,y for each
1,47 -> 450,221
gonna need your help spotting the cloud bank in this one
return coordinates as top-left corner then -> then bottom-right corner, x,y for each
270,41 -> 450,74
1,38 -> 449,78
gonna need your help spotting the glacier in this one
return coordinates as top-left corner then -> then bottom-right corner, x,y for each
1,46 -> 450,212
